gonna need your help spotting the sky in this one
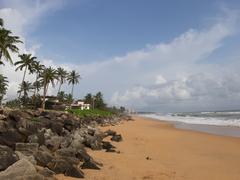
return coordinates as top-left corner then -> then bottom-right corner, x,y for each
1,0 -> 240,112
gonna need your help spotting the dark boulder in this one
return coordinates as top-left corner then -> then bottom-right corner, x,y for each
36,166 -> 56,178
55,147 -> 76,157
0,145 -> 18,171
15,143 -> 39,156
111,134 -> 123,142
76,149 -> 91,162
81,160 -> 100,170
102,141 -> 115,150
8,110 -> 31,122
50,122 -> 63,135
105,129 -> 116,136
83,135 -> 102,150
106,149 -> 116,152
47,159 -> 71,174
65,165 -> 84,178
0,129 -> 25,148
34,150 -> 54,167
45,136 -> 63,152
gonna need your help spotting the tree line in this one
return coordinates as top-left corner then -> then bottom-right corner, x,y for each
0,18 -> 81,109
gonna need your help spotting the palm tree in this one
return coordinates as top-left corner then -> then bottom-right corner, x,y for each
0,28 -> 22,65
67,70 -> 80,98
56,67 -> 68,94
17,81 -> 33,105
0,74 -> 8,106
32,61 -> 45,96
39,67 -> 57,109
15,54 -> 37,97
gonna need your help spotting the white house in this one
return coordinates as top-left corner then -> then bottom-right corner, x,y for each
71,100 -> 90,110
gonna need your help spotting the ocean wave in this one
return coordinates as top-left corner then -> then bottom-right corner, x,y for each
140,113 -> 240,127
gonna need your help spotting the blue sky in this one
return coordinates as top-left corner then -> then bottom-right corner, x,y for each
27,0 -> 229,63
1,0 -> 240,112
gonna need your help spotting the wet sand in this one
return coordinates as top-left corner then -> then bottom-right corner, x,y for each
56,116 -> 240,180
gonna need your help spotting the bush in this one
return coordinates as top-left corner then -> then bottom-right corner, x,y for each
68,109 -> 113,118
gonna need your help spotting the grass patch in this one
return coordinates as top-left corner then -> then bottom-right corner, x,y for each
68,109 -> 113,118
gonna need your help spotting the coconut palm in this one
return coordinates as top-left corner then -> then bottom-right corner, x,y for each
17,81 -> 33,104
39,67 -> 57,109
67,70 -> 81,98
0,28 -> 22,65
15,54 -> 37,97
32,61 -> 45,96
0,74 -> 8,106
56,67 -> 68,94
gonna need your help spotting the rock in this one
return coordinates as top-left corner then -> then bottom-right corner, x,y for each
15,151 -> 37,165
63,119 -> 74,131
50,122 -> 63,135
34,150 -> 54,167
0,145 -> 18,171
146,156 -> 152,160
64,165 -> 84,178
8,110 -> 31,122
81,160 -> 100,170
0,159 -> 44,180
106,149 -> 116,152
47,159 -> 71,174
102,141 -> 115,150
87,127 -> 95,136
111,134 -> 123,142
45,136 -> 63,151
105,129 -> 116,136
43,128 -> 54,140
55,147 -> 76,157
76,149 -> 91,162
36,166 -> 56,178
83,135 -> 102,150
60,136 -> 72,149
0,129 -> 25,148
27,134 -> 38,143
0,114 -> 6,120
15,143 -> 39,156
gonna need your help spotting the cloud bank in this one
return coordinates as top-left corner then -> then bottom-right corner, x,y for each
1,1 -> 240,112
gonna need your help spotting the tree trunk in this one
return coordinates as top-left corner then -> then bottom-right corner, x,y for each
42,82 -> 48,110
71,83 -> 74,98
58,82 -> 62,95
33,74 -> 38,96
19,66 -> 27,98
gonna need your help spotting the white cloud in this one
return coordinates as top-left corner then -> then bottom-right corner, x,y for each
1,2 -> 240,112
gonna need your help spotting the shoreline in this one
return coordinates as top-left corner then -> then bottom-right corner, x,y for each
138,114 -> 240,138
58,115 -> 240,180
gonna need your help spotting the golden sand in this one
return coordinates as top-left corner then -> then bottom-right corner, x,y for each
56,116 -> 240,180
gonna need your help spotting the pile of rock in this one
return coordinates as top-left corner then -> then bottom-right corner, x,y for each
0,109 -> 126,179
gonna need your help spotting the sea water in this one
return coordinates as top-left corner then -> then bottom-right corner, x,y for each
140,111 -> 240,137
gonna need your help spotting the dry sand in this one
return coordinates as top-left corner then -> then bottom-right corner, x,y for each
56,116 -> 240,180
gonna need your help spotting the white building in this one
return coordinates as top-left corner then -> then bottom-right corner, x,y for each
71,100 -> 90,110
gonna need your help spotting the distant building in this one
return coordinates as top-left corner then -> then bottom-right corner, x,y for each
71,100 -> 90,110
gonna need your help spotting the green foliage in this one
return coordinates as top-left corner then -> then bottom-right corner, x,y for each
5,99 -> 21,108
0,26 -> 22,65
68,108 -> 113,118
57,91 -> 73,104
84,93 -> 92,104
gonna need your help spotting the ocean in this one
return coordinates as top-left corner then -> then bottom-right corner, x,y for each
140,111 -> 240,137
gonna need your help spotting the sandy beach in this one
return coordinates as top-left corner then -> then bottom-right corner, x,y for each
57,116 -> 240,180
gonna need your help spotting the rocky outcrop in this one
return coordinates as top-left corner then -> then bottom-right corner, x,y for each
0,109 -> 127,179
